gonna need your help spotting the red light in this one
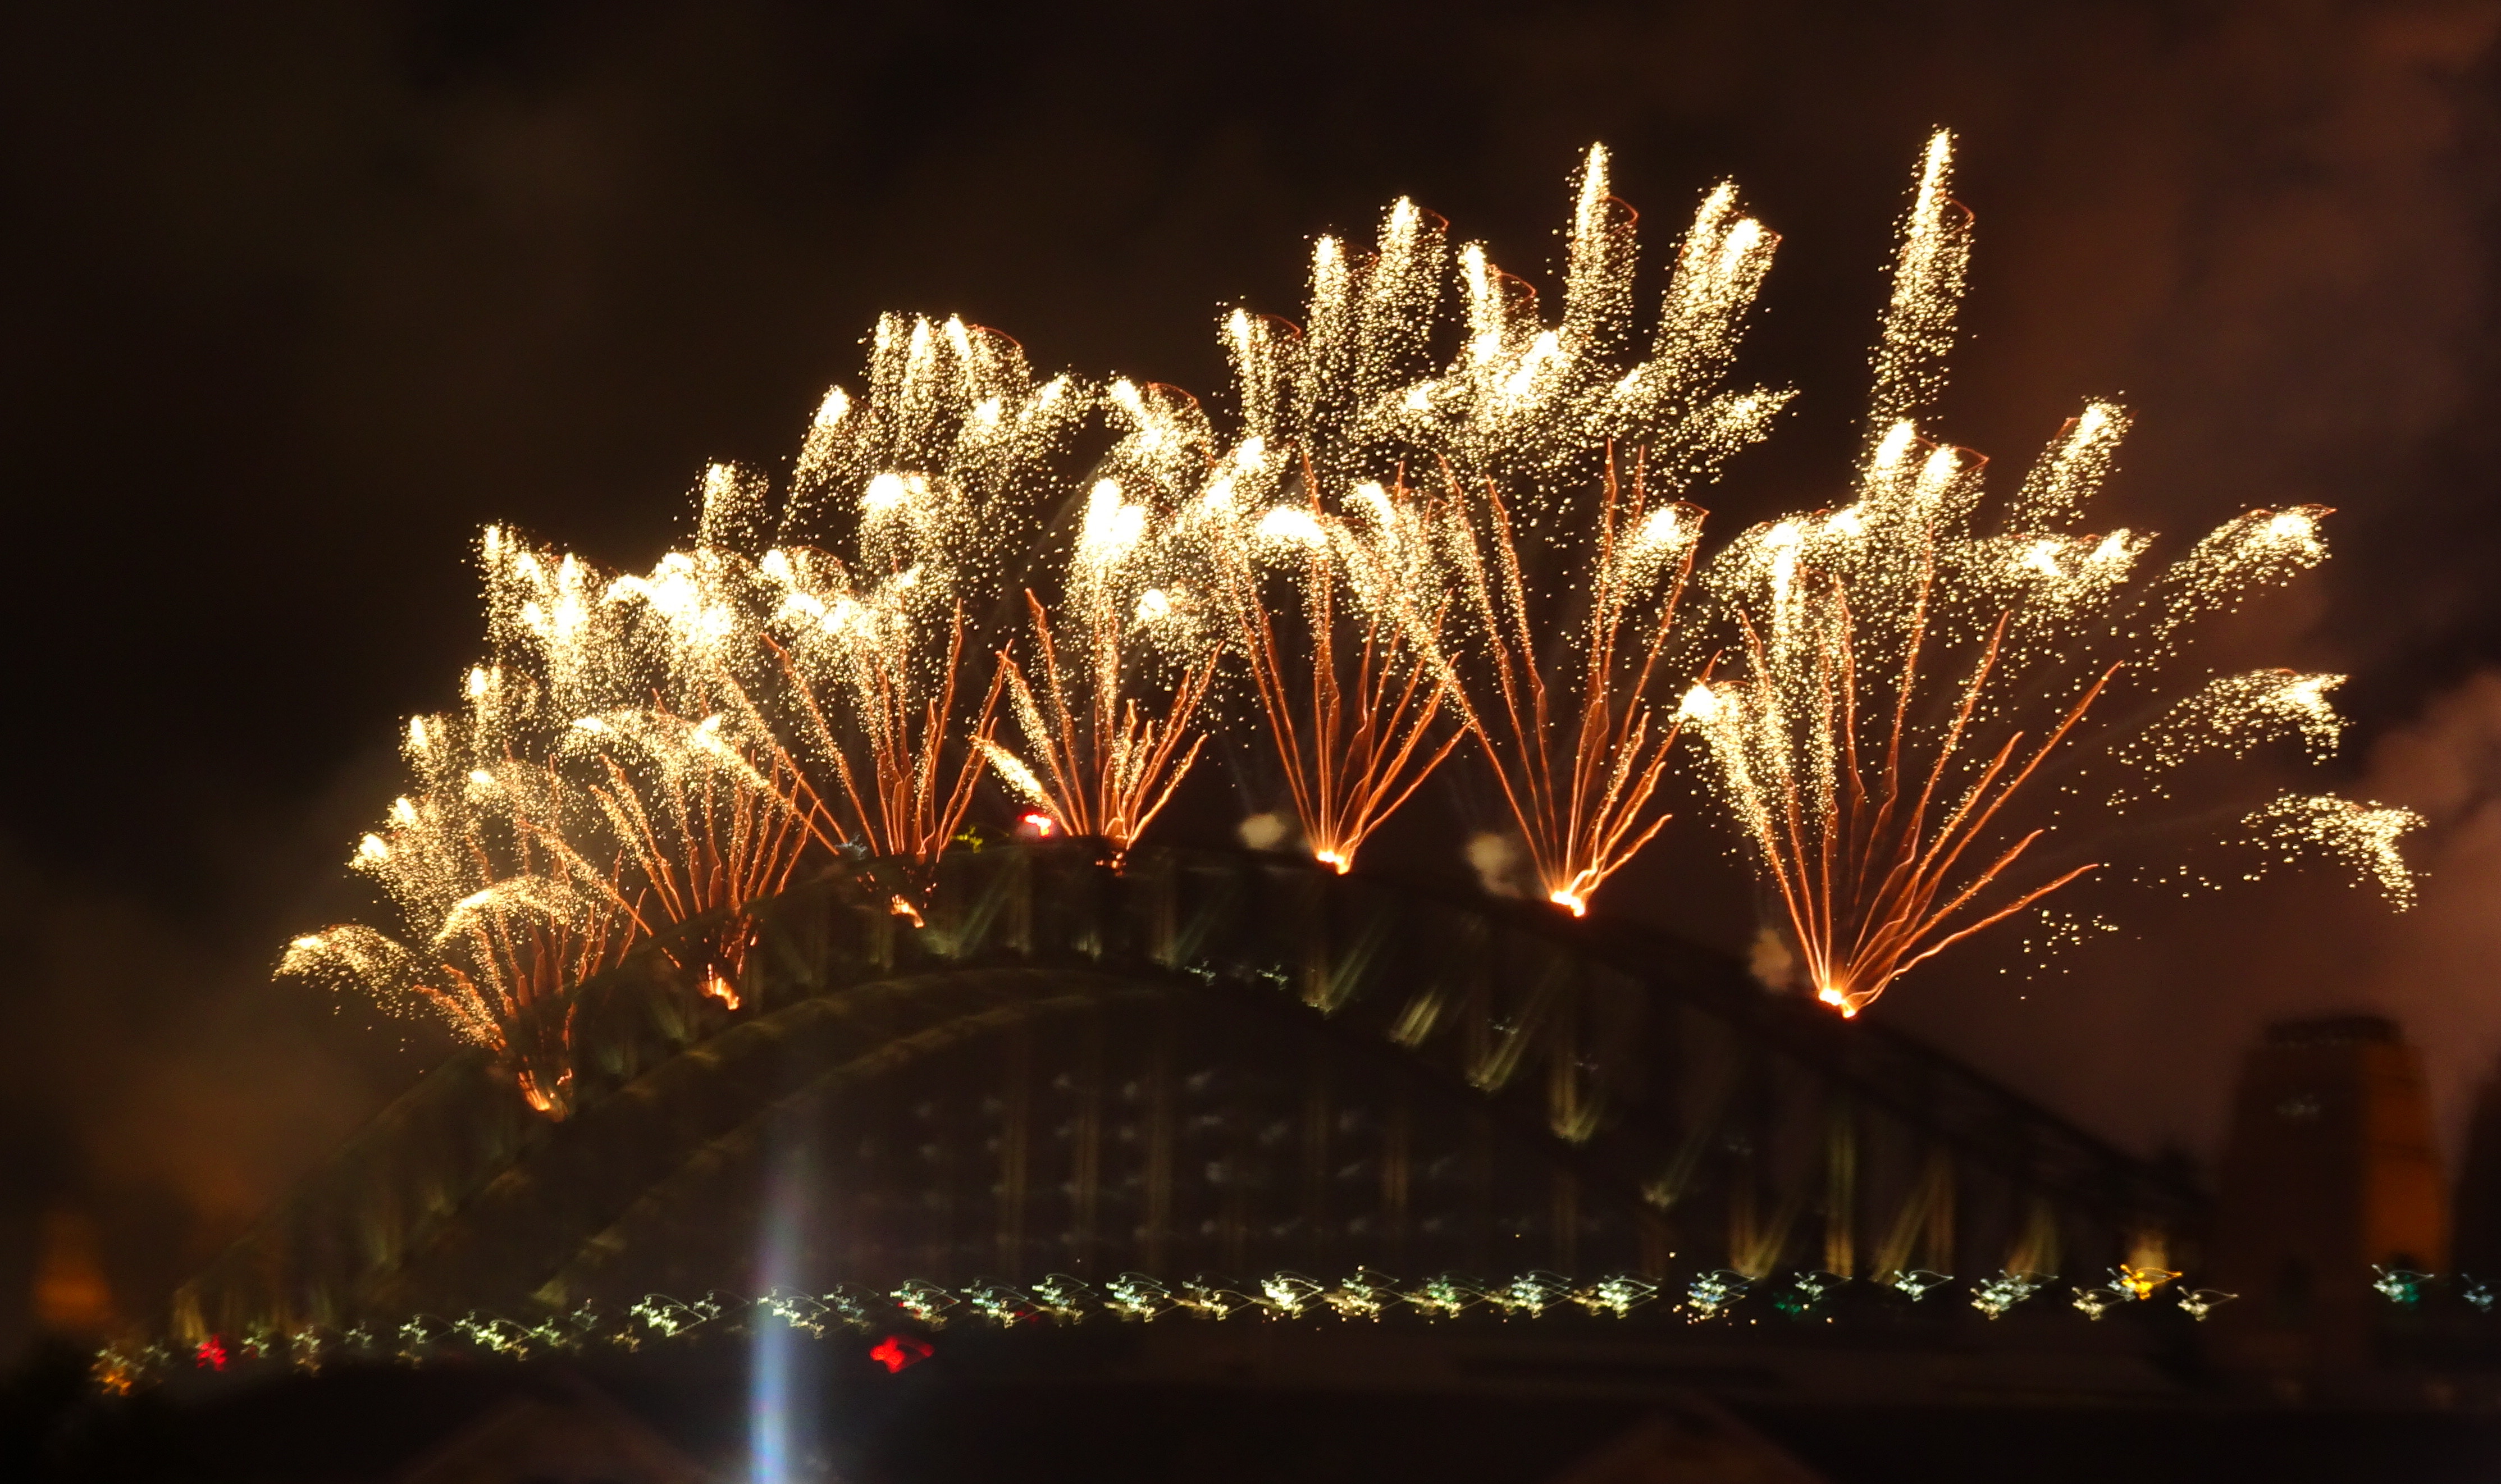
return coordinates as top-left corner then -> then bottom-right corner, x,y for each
194,1336 -> 227,1372
869,1333 -> 933,1373
1017,812 -> 1057,838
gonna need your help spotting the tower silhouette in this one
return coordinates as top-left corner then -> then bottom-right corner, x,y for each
2211,1015 -> 2448,1374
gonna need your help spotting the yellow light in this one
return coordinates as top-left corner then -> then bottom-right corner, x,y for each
1256,506 -> 1326,547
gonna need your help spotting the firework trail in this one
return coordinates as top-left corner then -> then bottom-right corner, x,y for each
280,669 -> 633,1116
1421,148 -> 1783,914
1189,301 -> 1461,875
1203,461 -> 1459,874
761,314 -> 1088,885
1676,131 -> 2420,1017
981,382 -> 1224,855
1192,148 -> 1785,904
485,526 -> 839,1000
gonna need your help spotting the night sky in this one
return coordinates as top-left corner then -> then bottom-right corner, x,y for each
1,0 -> 2496,1353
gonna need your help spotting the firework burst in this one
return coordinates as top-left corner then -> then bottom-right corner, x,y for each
974,376 -> 1225,855
280,669 -> 633,1116
1210,470 -> 1459,873
763,313 -> 1087,884
1197,147 -> 1786,906
1192,307 -> 1460,873
283,135 -> 2426,1101
562,707 -> 818,1008
1677,131 -> 2418,1017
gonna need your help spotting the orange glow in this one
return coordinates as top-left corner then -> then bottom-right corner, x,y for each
31,1210 -> 114,1337
1315,848 -> 1349,874
700,966 -> 741,1010
1548,889 -> 1587,917
986,592 -> 1214,856
1019,811 -> 1057,838
515,1070 -> 570,1117
2116,1264 -> 2179,1300
887,894 -> 925,928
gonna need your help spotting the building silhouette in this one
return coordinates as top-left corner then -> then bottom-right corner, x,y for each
2210,1014 -> 2448,1376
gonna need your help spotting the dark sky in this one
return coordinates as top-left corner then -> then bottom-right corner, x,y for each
1,0 -> 2497,1351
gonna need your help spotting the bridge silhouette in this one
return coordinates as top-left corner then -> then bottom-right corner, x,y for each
174,840 -> 2202,1345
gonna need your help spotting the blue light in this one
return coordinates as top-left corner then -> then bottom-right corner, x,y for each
750,1142 -> 814,1483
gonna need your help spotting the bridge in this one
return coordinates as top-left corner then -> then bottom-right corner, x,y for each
172,840 -> 2202,1346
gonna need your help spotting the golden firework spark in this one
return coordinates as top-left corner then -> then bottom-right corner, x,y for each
1194,147 -> 1786,905
487,528 -> 854,986
280,670 -> 633,1116
562,708 -> 819,1008
763,312 -> 1088,884
1436,458 -> 1709,914
982,380 -> 1225,853
1677,132 -> 2408,1017
988,590 -> 1216,855
756,542 -> 1005,883
1212,473 -> 1459,874
285,134 -> 2422,1084
2246,794 -> 2425,908
1186,306 -> 1461,871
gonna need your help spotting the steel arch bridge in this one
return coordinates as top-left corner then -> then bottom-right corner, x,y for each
174,842 -> 2202,1339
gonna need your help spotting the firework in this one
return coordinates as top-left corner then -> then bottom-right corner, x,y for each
1425,149 -> 1782,912
1201,147 -> 1786,905
763,314 -> 1089,883
755,540 -> 1004,885
1677,132 -> 2413,1017
280,670 -> 633,1116
284,134 -> 2421,1083
1192,303 -> 1461,869
1211,472 -> 1459,873
2246,794 -> 2425,909
563,708 -> 819,1007
980,385 -> 1224,855
985,578 -> 1217,853
1435,459 -> 1712,914
488,527 -> 848,989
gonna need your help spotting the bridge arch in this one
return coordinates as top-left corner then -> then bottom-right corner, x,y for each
175,842 -> 2202,1337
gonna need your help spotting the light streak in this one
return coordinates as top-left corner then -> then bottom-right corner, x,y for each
1677,131 -> 2409,1016
1193,145 -> 1783,899
1208,474 -> 1460,875
750,1143 -> 813,1484
277,673 -> 636,1118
